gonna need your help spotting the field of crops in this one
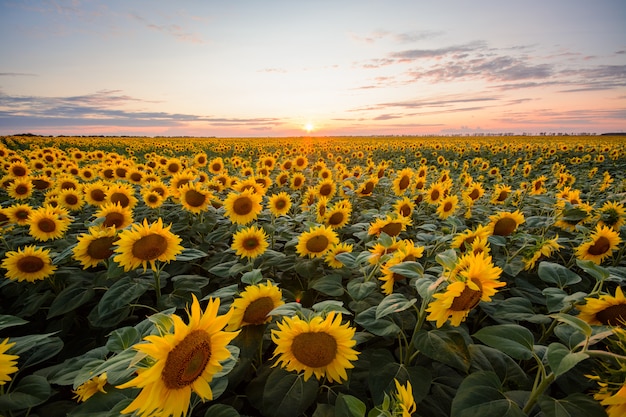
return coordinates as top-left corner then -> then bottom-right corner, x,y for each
0,134 -> 625,417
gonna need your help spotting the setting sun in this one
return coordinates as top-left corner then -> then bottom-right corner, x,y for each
303,122 -> 314,133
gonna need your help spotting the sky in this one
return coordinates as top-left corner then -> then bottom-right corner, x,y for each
0,0 -> 625,137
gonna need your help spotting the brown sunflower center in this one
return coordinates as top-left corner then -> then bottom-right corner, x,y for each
398,176 -> 410,190
211,163 -> 222,172
233,196 -> 253,215
596,305 -> 626,326
274,199 -> 287,210
306,235 -> 330,253
90,189 -> 106,202
399,204 -> 411,217
430,189 -> 440,201
65,194 -> 79,205
87,237 -> 116,260
17,255 -> 45,273
132,234 -> 168,260
12,166 -> 27,176
469,189 -> 480,200
162,330 -> 212,389
15,209 -> 29,220
15,184 -> 29,195
497,191 -> 509,201
293,177 -> 303,187
185,189 -> 206,207
244,237 -> 260,249
38,218 -> 57,233
242,297 -> 275,325
381,222 -> 402,237
443,202 -> 453,212
291,332 -> 337,368
103,212 -> 125,228
588,236 -> 611,256
110,192 -> 130,208
319,184 -> 333,196
328,212 -> 345,226
451,279 -> 483,311
493,217 -> 517,236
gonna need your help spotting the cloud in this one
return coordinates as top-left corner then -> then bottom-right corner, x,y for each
390,41 -> 487,61
129,12 -> 206,44
349,29 -> 443,45
0,72 -> 38,77
0,90 -> 281,129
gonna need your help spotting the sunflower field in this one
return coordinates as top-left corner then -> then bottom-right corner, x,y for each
0,134 -> 625,417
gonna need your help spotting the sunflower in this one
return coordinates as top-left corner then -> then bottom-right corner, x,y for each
267,192 -> 292,217
271,312 -> 359,383
58,187 -> 85,211
530,175 -> 548,195
117,296 -> 239,417
290,172 -> 307,190
83,181 -> 110,207
28,205 -> 72,241
7,177 -> 33,200
436,195 -> 459,220
1,245 -> 57,283
231,225 -> 269,260
463,182 -> 485,205
426,252 -> 504,328
379,244 -> 425,295
576,225 -> 622,265
4,203 -> 33,226
7,161 -> 30,178
597,201 -> 626,231
222,189 -> 263,225
368,237 -> 404,265
325,242 -> 354,269
296,225 -> 339,258
355,175 -> 378,197
393,196 -> 416,218
324,204 -> 351,229
597,382 -> 626,417
0,338 -> 19,386
179,182 -> 213,214
113,218 -> 184,272
316,178 -> 337,200
490,184 -> 512,204
169,171 -> 198,198
94,202 -> 134,231
73,372 -> 108,402
106,183 -> 138,209
392,168 -> 414,196
315,196 -> 330,223
523,235 -> 562,270
73,226 -> 118,269
368,214 -> 412,238
450,225 -> 491,253
208,157 -> 225,174
226,281 -> 284,331
393,379 -> 417,417
142,189 -> 165,209
487,210 -> 525,237
578,286 -> 626,326
424,182 -> 446,205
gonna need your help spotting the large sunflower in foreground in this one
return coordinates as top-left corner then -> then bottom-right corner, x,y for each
576,224 -> 622,265
1,245 -> 57,283
0,338 -> 19,386
27,205 -> 72,241
231,225 -> 269,260
226,280 -> 284,331
222,189 -> 263,225
117,296 -> 239,417
73,226 -> 118,269
113,218 -> 183,272
271,312 -> 359,383
296,225 -> 339,258
486,210 -> 525,237
426,252 -> 504,328
577,286 -> 626,326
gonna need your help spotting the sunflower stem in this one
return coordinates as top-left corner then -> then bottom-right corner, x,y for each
523,371 -> 555,414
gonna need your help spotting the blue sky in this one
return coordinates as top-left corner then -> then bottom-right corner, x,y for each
0,0 -> 624,136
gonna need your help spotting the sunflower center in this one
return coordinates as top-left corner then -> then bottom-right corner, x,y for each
16,210 -> 29,220
17,255 -> 45,273
38,218 -> 57,233
65,194 -> 79,205
319,184 -> 332,196
275,199 -> 287,209
381,222 -> 402,237
132,234 -> 168,260
443,202 -> 453,212
362,181 -> 375,194
15,184 -> 29,195
87,237 -> 116,260
233,197 -> 253,215
162,330 -> 212,389
493,218 -> 517,236
12,166 -> 27,176
185,190 -> 206,207
469,189 -> 480,200
243,297 -> 275,324
90,189 -> 106,202
244,237 -> 260,249
291,332 -> 337,368
398,176 -> 410,190
110,192 -> 130,208
103,212 -> 125,228
211,163 -> 222,172
596,305 -> 626,326
497,191 -> 509,201
450,279 -> 483,311
399,204 -> 411,217
588,236 -> 611,256
328,212 -> 344,226
430,189 -> 440,201
306,235 -> 330,253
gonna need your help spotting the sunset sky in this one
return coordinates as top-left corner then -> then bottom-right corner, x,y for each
1,0 -> 624,137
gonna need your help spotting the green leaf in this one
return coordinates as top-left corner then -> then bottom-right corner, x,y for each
469,345 -> 531,390
204,404 -> 241,417
355,306 -> 401,337
488,297 -> 551,323
473,324 -> 534,360
0,314 -> 28,331
0,375 -> 51,411
375,293 -> 417,319
575,259 -> 610,282
413,329 -> 471,372
310,274 -> 344,297
435,249 -> 457,271
241,268 -> 264,284
262,368 -> 319,417
19,336 -> 63,369
312,300 -> 351,315
388,261 -> 424,280
553,313 -> 593,338
269,302 -> 303,317
347,280 -> 377,301
176,247 -> 208,261
48,283 -> 95,318
546,343 -> 589,377
537,262 -> 582,288
97,277 -> 150,315
336,393 -> 367,417
68,390 -> 131,417
106,327 -> 140,352
538,393 -> 607,417
75,349 -> 137,387
451,371 -> 526,417
334,252 -> 357,269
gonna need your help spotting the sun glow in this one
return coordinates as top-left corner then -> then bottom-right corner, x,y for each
303,122 -> 314,133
